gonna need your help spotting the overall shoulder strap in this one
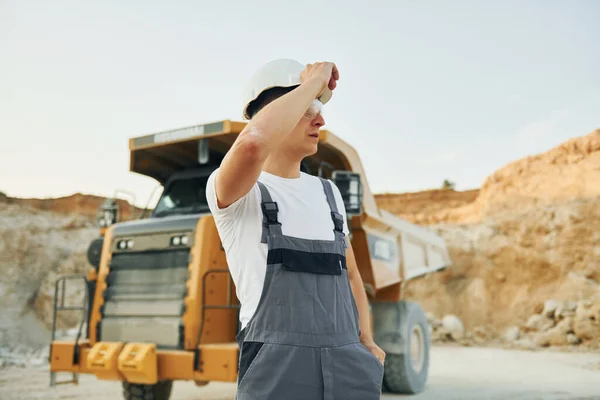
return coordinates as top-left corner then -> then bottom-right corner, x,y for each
257,181 -> 282,243
318,178 -> 345,235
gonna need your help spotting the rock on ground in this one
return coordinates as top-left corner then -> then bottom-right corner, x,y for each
524,314 -> 555,332
574,299 -> 600,341
573,319 -> 600,341
534,317 -> 574,347
542,300 -> 560,318
426,312 -> 443,329
503,326 -> 520,342
555,300 -> 578,320
567,333 -> 581,345
514,337 -> 537,350
442,315 -> 465,340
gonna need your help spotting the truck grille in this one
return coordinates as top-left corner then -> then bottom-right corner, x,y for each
99,249 -> 190,349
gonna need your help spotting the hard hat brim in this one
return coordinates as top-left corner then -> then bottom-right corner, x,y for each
242,83 -> 300,120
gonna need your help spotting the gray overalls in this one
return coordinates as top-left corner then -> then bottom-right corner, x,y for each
235,179 -> 384,400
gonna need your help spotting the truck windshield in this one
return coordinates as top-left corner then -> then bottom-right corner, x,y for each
153,176 -> 210,217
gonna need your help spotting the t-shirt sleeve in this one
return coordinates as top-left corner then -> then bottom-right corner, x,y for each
328,180 -> 350,237
207,168 -> 236,216
206,167 -> 259,223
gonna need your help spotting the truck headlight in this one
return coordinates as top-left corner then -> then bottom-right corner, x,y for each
170,235 -> 189,247
116,239 -> 134,250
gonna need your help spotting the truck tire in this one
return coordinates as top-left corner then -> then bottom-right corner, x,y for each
382,301 -> 430,394
122,381 -> 173,400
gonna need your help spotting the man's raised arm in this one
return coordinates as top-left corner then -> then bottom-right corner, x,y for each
214,62 -> 339,209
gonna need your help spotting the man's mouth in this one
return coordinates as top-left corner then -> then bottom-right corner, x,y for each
309,133 -> 319,139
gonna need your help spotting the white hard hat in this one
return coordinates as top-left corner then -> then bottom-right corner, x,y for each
242,59 -> 333,120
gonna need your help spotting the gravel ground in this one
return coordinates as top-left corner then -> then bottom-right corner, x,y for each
1,346 -> 599,400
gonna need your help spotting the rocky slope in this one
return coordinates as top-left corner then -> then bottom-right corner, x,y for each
407,196 -> 600,348
389,129 -> 600,349
0,193 -> 141,366
0,203 -> 97,364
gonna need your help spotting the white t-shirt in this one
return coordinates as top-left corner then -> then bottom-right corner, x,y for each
206,169 -> 350,330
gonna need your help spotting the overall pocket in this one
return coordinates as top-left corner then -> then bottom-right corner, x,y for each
357,342 -> 385,390
331,342 -> 385,396
358,342 -> 384,372
238,341 -> 265,386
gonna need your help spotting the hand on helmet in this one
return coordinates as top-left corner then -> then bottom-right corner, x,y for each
300,62 -> 339,96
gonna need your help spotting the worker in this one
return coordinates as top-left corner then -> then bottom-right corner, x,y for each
206,59 -> 385,399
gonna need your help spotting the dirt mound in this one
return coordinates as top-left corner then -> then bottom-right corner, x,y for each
0,203 -> 97,355
473,129 -> 600,220
404,197 -> 600,334
382,129 -> 600,348
3,193 -> 144,221
378,129 -> 600,226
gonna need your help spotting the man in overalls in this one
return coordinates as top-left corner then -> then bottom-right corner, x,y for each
206,59 -> 386,399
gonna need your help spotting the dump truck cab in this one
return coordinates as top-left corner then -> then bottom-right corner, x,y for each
49,120 -> 451,399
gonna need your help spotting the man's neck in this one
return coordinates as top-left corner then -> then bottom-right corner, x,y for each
263,153 -> 302,179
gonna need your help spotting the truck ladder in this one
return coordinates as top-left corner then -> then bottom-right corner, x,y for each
49,274 -> 90,387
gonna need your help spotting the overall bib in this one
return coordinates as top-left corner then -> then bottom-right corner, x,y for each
235,179 -> 384,400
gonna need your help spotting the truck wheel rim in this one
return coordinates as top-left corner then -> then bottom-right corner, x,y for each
410,325 -> 425,373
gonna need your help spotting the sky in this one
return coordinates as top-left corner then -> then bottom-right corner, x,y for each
1,0 -> 598,208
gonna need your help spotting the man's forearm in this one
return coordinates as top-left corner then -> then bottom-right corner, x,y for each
346,245 -> 385,362
349,269 -> 374,342
241,78 -> 323,159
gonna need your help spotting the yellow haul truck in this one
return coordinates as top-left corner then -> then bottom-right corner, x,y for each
49,120 -> 450,399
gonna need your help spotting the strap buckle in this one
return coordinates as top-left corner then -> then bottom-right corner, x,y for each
331,212 -> 344,233
261,201 -> 280,224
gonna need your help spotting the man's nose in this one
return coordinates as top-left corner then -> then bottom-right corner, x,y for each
312,113 -> 325,128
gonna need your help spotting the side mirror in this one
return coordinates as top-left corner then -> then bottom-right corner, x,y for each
331,171 -> 363,216
97,198 -> 118,228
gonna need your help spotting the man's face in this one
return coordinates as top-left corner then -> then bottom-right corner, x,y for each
281,101 -> 326,158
